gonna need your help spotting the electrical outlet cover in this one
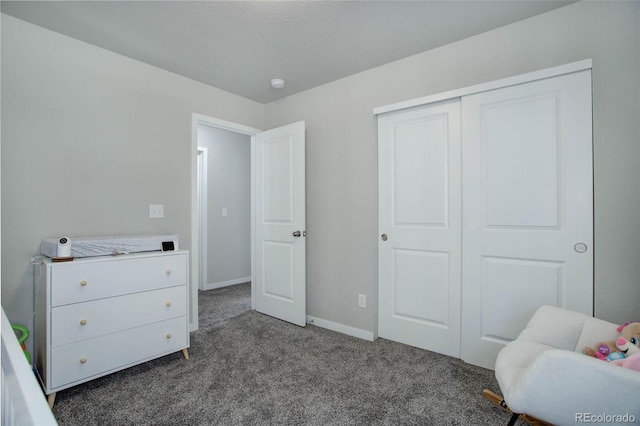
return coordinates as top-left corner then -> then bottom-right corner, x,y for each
358,294 -> 366,308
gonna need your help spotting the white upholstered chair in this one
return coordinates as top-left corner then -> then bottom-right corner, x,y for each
486,305 -> 640,426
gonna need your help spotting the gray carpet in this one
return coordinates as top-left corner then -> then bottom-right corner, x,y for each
197,283 -> 253,330
51,283 -> 518,425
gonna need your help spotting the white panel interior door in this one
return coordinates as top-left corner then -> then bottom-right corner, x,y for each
255,121 -> 306,327
461,70 -> 593,369
378,99 -> 462,357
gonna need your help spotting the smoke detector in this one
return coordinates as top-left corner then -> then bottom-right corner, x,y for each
270,78 -> 285,89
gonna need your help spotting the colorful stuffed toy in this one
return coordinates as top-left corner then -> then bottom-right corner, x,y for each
584,321 -> 640,361
612,351 -> 640,372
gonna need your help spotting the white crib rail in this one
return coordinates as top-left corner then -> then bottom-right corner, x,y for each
1,307 -> 57,426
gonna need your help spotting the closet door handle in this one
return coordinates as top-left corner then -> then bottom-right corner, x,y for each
381,234 -> 388,241
574,243 -> 588,253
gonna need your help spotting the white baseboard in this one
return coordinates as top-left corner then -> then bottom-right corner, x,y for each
306,315 -> 375,342
202,276 -> 251,291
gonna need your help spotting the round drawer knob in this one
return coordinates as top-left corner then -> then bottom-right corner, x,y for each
80,357 -> 87,364
166,333 -> 172,339
80,320 -> 87,326
166,269 -> 172,275
80,280 -> 88,287
165,301 -> 172,307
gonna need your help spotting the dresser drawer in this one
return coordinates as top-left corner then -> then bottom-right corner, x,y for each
51,286 -> 187,346
50,253 -> 187,306
50,316 -> 188,389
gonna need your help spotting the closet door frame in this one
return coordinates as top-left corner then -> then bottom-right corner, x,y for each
374,60 -> 592,116
374,59 -> 593,367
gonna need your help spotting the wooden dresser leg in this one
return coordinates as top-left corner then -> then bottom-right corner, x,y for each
47,392 -> 57,409
182,348 -> 190,360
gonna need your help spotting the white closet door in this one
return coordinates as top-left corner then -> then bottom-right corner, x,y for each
378,99 -> 462,357
460,70 -> 593,369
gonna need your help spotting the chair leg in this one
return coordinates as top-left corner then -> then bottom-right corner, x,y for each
483,389 -> 553,426
507,412 -> 520,426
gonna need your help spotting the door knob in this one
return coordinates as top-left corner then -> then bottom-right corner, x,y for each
293,231 -> 301,237
381,234 -> 388,241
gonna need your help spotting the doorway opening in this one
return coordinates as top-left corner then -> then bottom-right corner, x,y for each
191,114 -> 261,331
190,114 -> 307,331
197,125 -> 251,290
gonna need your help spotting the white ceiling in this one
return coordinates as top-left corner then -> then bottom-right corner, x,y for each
1,1 -> 575,103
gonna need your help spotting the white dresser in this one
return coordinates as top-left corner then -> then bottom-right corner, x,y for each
34,250 -> 190,407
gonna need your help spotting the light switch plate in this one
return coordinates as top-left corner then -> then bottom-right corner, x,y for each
149,204 -> 164,218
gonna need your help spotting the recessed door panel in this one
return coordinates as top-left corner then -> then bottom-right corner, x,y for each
393,115 -> 449,227
263,136 -> 293,223
393,249 -> 449,325
263,242 -> 294,301
482,256 -> 562,342
484,95 -> 560,228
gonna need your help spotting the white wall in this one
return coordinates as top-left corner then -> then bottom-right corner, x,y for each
197,125 -> 251,288
265,0 -> 640,331
0,14 -> 265,339
2,2 -> 639,346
